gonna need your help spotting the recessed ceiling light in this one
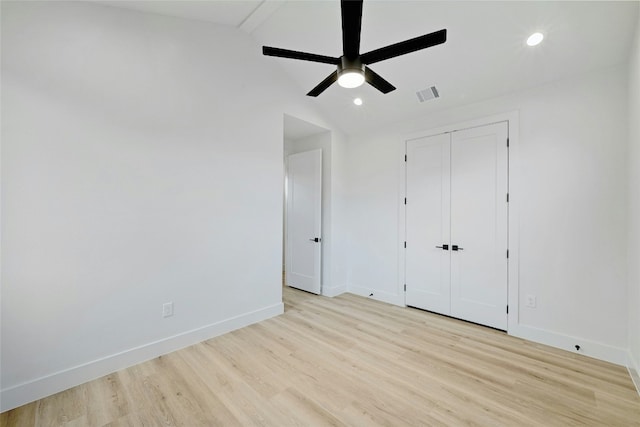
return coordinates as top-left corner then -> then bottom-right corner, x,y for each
353,98 -> 363,106
527,32 -> 544,47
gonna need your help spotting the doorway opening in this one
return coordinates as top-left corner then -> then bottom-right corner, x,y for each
283,114 -> 331,295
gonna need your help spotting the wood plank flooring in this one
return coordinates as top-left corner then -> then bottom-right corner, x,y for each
2,286 -> 639,426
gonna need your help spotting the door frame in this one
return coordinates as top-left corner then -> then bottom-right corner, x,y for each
398,111 -> 520,333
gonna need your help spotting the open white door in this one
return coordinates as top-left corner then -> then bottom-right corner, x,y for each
286,149 -> 322,294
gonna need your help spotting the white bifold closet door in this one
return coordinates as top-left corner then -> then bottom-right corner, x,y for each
406,122 -> 508,330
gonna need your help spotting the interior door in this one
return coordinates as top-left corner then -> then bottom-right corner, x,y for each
405,133 -> 451,313
286,149 -> 322,294
450,122 -> 508,330
405,122 -> 508,330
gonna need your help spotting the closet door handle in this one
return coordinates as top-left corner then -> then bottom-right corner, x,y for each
452,245 -> 463,251
435,244 -> 449,250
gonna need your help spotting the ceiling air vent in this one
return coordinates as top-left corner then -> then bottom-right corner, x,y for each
416,86 -> 440,102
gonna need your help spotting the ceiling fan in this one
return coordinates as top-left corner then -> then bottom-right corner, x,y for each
262,0 -> 447,97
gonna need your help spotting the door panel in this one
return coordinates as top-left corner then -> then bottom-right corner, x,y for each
286,149 -> 322,294
405,134 -> 451,314
450,122 -> 508,330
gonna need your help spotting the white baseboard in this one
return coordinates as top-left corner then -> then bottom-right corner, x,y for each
628,350 -> 640,396
509,323 -> 628,366
348,285 -> 405,306
0,303 -> 284,412
343,286 -> 630,371
322,284 -> 347,297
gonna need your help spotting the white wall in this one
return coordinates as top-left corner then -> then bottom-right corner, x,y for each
627,8 -> 640,388
0,1 -> 339,411
328,131 -> 349,296
346,131 -> 404,304
346,64 -> 629,363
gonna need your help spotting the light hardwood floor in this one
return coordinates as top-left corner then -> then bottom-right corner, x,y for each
2,286 -> 639,426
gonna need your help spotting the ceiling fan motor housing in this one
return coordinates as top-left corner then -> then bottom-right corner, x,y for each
339,56 -> 364,75
337,56 -> 365,87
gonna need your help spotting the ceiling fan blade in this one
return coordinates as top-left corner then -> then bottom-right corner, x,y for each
263,46 -> 339,65
307,71 -> 339,97
360,29 -> 447,65
341,0 -> 363,58
364,66 -> 396,94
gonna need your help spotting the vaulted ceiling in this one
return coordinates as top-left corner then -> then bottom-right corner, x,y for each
101,1 -> 639,135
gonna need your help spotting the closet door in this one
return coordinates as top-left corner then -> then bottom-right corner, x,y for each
450,122 -> 508,330
405,122 -> 508,330
405,133 -> 451,314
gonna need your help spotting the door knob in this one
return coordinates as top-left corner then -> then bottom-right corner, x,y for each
309,237 -> 321,242
435,244 -> 449,250
452,245 -> 464,251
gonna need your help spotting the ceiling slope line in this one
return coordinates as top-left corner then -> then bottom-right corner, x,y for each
239,0 -> 287,34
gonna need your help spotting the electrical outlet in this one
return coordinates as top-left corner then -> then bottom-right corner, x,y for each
162,302 -> 174,318
525,294 -> 536,308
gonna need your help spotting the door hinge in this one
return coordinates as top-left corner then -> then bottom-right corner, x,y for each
506,193 -> 509,202
506,138 -> 510,147
404,284 -> 407,292
405,154 -> 407,162
506,249 -> 509,258
404,197 -> 407,205
404,241 -> 407,248
506,305 -> 509,314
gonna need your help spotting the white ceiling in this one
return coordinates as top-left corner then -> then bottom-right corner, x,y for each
101,0 -> 639,136
96,0 -> 264,27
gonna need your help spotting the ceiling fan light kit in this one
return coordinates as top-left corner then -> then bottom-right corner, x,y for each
337,57 -> 365,88
262,0 -> 447,97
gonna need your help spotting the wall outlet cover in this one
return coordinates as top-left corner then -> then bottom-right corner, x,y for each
162,302 -> 174,318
